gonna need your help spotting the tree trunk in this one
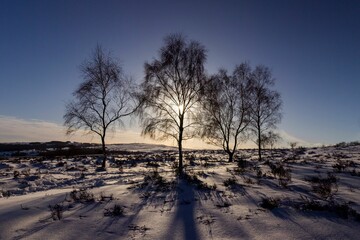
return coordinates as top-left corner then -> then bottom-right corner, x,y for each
178,129 -> 183,174
228,151 -> 234,162
101,136 -> 107,169
258,130 -> 262,161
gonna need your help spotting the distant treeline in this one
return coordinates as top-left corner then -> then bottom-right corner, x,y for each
0,141 -> 143,158
334,141 -> 360,148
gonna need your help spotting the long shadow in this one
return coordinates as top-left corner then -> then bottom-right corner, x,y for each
162,177 -> 200,240
267,206 -> 356,239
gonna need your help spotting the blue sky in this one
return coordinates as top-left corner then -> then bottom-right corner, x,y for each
1,0 -> 359,147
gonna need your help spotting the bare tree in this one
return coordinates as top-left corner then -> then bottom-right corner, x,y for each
261,130 -> 281,158
201,63 -> 252,162
64,45 -> 138,169
261,130 -> 281,150
138,34 -> 207,173
250,65 -> 282,161
289,141 -> 298,158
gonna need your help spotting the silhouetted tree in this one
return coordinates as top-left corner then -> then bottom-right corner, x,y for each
201,63 -> 252,162
261,130 -> 280,150
138,34 -> 207,173
261,130 -> 281,158
250,65 -> 282,161
64,46 -> 138,169
289,141 -> 298,158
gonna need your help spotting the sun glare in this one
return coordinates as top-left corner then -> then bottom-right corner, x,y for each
178,104 -> 184,114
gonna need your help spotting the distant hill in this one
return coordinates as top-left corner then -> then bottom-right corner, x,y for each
107,143 -> 180,152
0,141 -> 183,157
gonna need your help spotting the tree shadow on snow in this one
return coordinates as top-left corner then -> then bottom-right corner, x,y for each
162,177 -> 200,240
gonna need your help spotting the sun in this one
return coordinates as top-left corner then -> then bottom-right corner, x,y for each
177,104 -> 184,114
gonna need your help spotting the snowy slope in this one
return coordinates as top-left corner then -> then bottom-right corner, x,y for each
0,145 -> 359,239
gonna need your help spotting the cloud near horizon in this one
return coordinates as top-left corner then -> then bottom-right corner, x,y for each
0,115 -> 215,148
0,115 -> 156,144
275,129 -> 324,148
0,115 -> 321,149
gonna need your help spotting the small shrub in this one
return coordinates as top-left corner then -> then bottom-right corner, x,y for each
196,171 -> 208,178
202,161 -> 213,168
270,163 -> 288,178
260,197 -> 280,210
234,167 -> 246,175
145,170 -> 165,185
296,147 -> 306,155
104,204 -> 124,217
332,159 -> 347,172
306,173 -> 338,199
298,195 -> 326,211
144,170 -> 162,183
49,203 -> 63,220
21,169 -> 30,177
326,172 -> 338,183
223,177 -> 237,187
334,142 -> 347,148
333,159 -> 356,172
95,166 -> 107,172
269,162 -> 291,187
256,169 -> 263,178
146,160 -> 160,168
100,192 -> 114,202
0,189 -> 11,198
313,182 -> 333,199
70,188 -> 95,203
21,204 -> 30,210
237,159 -> 247,169
243,177 -> 254,185
56,161 -> 66,167
76,171 -> 85,179
128,224 -> 150,233
216,202 -> 232,208
197,181 -> 217,190
25,175 -> 40,181
13,170 -> 20,179
278,176 -> 291,187
142,170 -> 173,191
299,195 -> 360,220
184,173 -> 199,184
184,173 -> 215,191
350,169 -> 360,177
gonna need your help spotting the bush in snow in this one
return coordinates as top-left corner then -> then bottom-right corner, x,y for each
332,159 -> 355,172
223,177 -> 237,187
260,197 -> 280,210
306,173 -> 338,199
243,176 -> 255,185
104,204 -> 124,217
269,162 -> 292,187
184,173 -> 217,190
70,188 -> 95,203
49,203 -> 63,220
297,195 -> 326,211
141,170 -> 175,191
0,189 -> 11,198
100,192 -> 114,202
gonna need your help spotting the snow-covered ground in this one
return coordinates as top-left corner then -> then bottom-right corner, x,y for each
0,144 -> 359,239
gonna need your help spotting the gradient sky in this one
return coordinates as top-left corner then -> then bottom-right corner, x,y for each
1,0 -> 359,147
